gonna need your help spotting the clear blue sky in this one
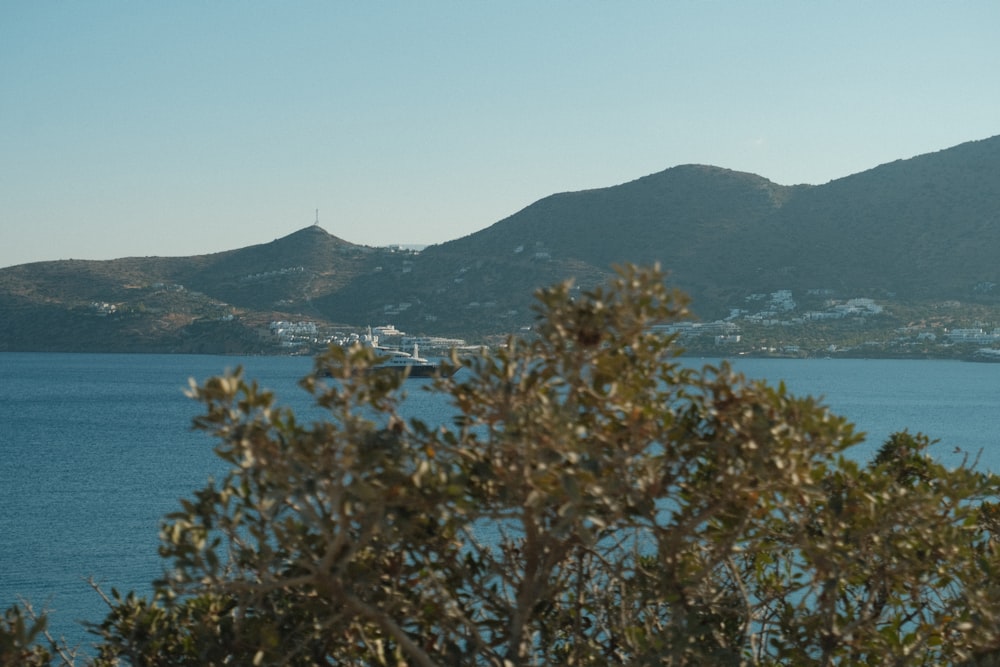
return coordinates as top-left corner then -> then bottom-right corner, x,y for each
2,2 -> 998,268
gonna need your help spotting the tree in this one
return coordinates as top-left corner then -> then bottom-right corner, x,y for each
6,264 -> 1000,665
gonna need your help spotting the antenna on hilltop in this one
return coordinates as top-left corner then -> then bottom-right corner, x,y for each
314,209 -> 319,227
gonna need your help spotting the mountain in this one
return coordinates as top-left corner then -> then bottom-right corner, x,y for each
749,136 -> 1000,299
2,135 -> 1000,352
323,135 -> 1000,333
0,227 -> 377,353
317,165 -> 801,332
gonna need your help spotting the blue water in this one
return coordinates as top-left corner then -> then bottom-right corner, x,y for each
727,357 -> 1000,469
1,352 -> 998,651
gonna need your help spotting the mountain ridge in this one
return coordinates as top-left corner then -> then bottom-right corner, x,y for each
2,134 -> 1000,352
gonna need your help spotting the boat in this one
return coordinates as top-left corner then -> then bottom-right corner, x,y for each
318,327 -> 458,379
370,342 -> 453,378
360,327 -> 457,378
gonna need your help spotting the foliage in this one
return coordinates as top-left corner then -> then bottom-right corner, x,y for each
5,264 -> 1000,665
1,600 -> 86,667
1,604 -> 53,667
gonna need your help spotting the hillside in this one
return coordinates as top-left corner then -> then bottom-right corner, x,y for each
2,134 -> 1000,353
748,136 -> 1000,299
0,227 -> 383,353
323,135 -> 1000,334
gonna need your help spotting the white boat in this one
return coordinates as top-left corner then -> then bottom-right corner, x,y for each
370,342 -> 449,377
362,327 -> 455,378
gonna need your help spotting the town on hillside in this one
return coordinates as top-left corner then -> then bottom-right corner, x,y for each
263,287 -> 1000,363
268,322 -> 472,356
663,288 -> 1000,361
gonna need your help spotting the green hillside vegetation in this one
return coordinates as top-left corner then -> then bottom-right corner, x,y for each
755,137 -> 1000,301
2,135 -> 1000,353
6,266 -> 1000,665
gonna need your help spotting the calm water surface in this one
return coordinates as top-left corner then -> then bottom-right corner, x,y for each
1,352 -> 998,649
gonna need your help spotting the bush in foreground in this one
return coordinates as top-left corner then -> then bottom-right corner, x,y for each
6,264 -> 1000,665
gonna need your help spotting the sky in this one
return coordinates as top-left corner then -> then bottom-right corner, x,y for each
2,2 -> 999,268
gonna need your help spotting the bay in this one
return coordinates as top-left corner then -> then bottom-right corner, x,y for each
1,352 -> 998,651
0,352 -> 317,651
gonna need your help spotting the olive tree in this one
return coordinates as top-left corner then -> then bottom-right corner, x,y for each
6,264 -> 1000,666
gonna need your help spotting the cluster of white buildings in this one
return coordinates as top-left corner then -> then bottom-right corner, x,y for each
268,321 -> 468,352
366,324 -> 468,352
944,328 -> 1000,344
807,298 -> 884,319
649,289 -> 896,348
269,320 -> 319,347
735,290 -> 883,325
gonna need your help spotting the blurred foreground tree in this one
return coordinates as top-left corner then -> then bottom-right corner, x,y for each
6,264 -> 1000,666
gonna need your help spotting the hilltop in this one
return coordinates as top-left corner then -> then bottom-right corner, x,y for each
0,226 -> 376,353
2,135 -> 1000,355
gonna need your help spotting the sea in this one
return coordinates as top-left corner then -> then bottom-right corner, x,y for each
1,352 -> 999,651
